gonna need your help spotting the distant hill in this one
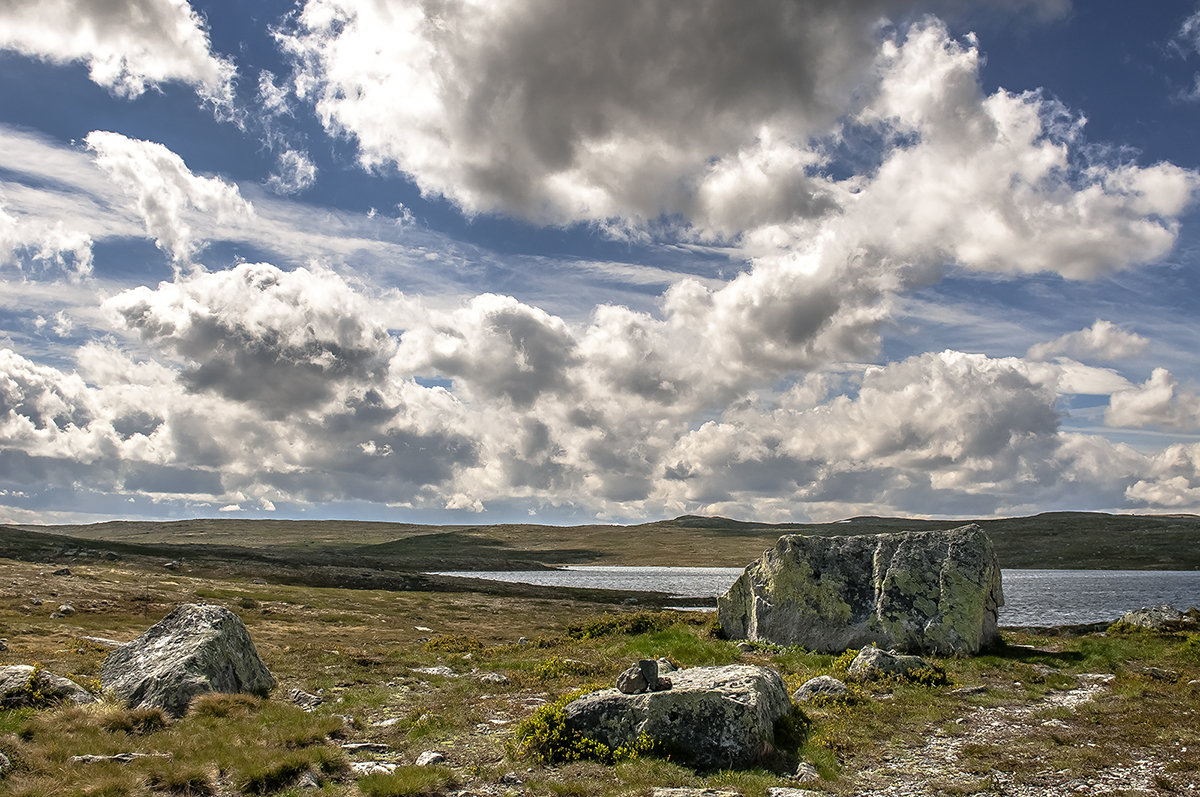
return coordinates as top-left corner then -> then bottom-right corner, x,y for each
4,511 -> 1199,572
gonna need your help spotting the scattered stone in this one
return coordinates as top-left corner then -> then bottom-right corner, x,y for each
57,604 -> 76,616
415,751 -> 446,766
616,659 -> 671,694
1141,666 -> 1181,682
102,551 -> 120,561
0,750 -> 10,774
296,771 -> 320,789
736,641 -> 755,653
656,657 -> 678,674
767,789 -> 823,797
29,598 -> 42,606
79,636 -> 124,648
411,665 -> 456,677
342,743 -> 389,753
651,790 -> 741,797
950,685 -> 988,696
101,603 -> 276,717
792,762 -> 820,783
847,647 -> 936,682
372,717 -> 402,728
69,752 -> 172,764
1117,605 -> 1196,631
1,665 -> 97,707
719,524 -> 1002,655
478,672 -> 509,684
792,675 -> 849,703
517,636 -> 529,644
163,561 -> 179,571
289,687 -> 323,709
350,762 -> 397,776
499,771 -> 523,785
52,568 -> 71,576
564,664 -> 793,769
0,639 -> 7,652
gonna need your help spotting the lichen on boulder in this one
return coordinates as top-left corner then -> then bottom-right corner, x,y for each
562,664 -> 796,769
717,524 -> 1003,655
101,603 -> 276,716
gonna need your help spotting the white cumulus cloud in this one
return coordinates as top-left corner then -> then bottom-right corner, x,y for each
1027,320 -> 1149,363
0,0 -> 235,104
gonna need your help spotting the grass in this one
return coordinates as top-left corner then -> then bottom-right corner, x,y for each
2,542 -> 1199,796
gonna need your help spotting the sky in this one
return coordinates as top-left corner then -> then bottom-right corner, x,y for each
1,0 -> 1200,527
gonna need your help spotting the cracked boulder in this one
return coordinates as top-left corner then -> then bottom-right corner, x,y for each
718,525 -> 1003,655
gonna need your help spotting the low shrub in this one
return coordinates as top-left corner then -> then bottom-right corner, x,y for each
533,656 -> 597,680
187,693 -> 260,718
565,611 -> 685,640
101,707 -> 167,735
424,634 -> 483,653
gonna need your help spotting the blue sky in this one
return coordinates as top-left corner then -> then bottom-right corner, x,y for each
1,0 -> 1200,526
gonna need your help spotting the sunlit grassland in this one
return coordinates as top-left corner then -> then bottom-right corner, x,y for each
2,556 -> 1199,796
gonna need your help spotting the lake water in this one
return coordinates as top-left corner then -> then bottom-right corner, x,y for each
431,565 -> 1200,627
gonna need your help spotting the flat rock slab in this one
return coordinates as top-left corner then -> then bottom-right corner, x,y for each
564,664 -> 793,770
718,524 -> 1003,654
0,665 -> 97,707
102,603 -> 276,716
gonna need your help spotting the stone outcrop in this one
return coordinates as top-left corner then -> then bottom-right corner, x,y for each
563,664 -> 794,769
791,675 -> 848,703
1116,605 -> 1197,631
717,524 -> 1003,655
101,603 -> 276,716
616,659 -> 672,694
845,647 -> 934,681
0,665 -> 97,707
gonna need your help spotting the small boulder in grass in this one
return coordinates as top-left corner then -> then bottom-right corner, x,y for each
102,604 -> 276,717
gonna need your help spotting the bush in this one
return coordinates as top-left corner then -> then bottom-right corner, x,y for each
187,693 -> 260,718
565,612 -> 684,640
424,634 -> 483,653
101,707 -> 167,735
533,657 -> 597,680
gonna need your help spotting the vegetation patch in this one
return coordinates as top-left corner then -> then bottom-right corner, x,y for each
357,765 -> 458,797
509,693 -> 658,765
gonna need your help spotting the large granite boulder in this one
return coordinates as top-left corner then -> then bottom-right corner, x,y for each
563,664 -> 794,769
102,604 -> 276,716
0,665 -> 97,707
718,524 -> 1002,655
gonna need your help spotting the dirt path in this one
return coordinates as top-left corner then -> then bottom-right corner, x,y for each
848,674 -> 1180,797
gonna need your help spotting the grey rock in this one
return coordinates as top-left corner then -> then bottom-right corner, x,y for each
0,664 -> 97,707
792,675 -> 848,703
0,639 -> 6,652
0,750 -> 9,774
415,751 -> 446,766
163,561 -> 179,571
651,790 -> 741,797
52,568 -> 71,576
564,664 -> 793,769
29,598 -> 42,606
57,604 -> 76,616
289,687 -> 323,709
736,642 -> 755,653
617,659 -> 667,694
792,761 -> 820,783
950,685 -> 987,696
69,752 -> 171,764
718,524 -> 1003,655
1141,666 -> 1181,682
477,671 -> 509,684
79,636 -> 124,649
767,789 -> 823,797
1117,605 -> 1196,631
296,771 -> 320,789
846,647 -> 933,682
101,604 -> 276,716
656,657 -> 678,674
411,665 -> 456,677
351,761 -> 397,776
342,743 -> 389,753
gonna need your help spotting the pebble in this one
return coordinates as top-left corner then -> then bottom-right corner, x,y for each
415,751 -> 446,767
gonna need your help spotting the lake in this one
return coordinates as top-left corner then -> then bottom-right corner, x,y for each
431,565 -> 1200,627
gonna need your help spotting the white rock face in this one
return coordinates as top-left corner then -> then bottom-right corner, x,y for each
563,664 -> 794,769
717,525 -> 1003,655
101,603 -> 276,716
